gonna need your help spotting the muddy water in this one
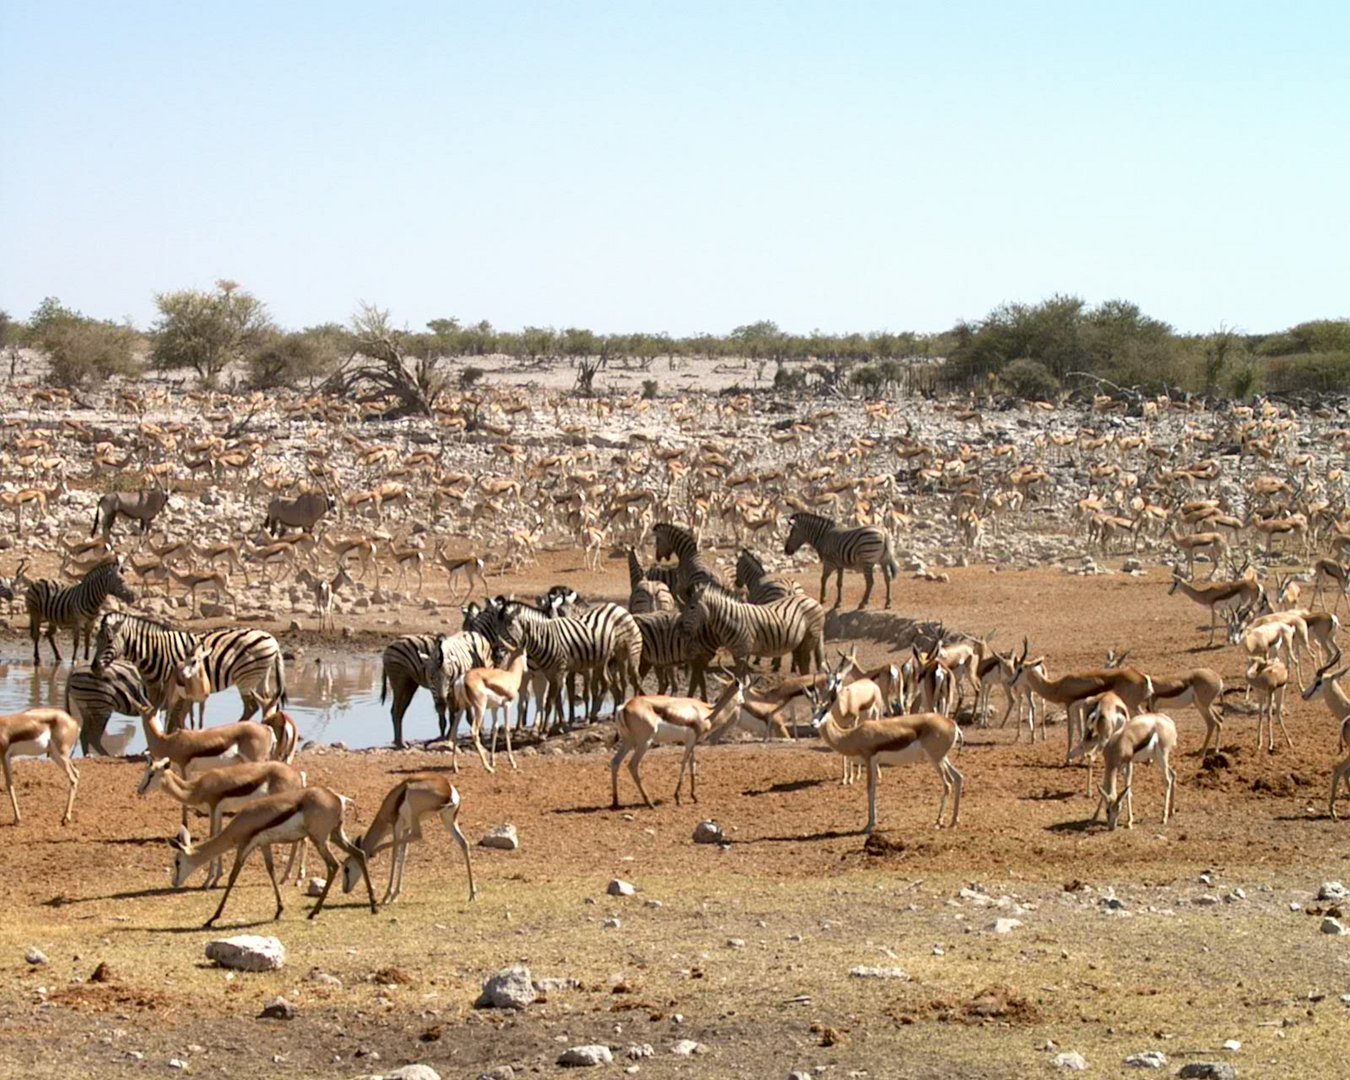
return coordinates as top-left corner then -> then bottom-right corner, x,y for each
0,652 -> 441,754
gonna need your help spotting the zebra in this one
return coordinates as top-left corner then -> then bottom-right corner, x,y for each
633,609 -> 715,696
677,581 -> 826,680
653,522 -> 722,603
379,629 -> 491,748
492,596 -> 614,732
540,587 -> 644,712
90,611 -> 286,724
626,549 -> 676,613
784,511 -> 900,609
26,557 -> 137,666
65,660 -> 154,756
734,548 -> 799,604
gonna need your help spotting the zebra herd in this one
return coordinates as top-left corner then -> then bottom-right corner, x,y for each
377,517 -> 894,748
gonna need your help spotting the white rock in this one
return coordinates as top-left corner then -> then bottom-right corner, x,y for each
626,1044 -> 654,1060
1320,916 -> 1347,935
990,918 -> 1024,934
305,878 -> 327,897
24,947 -> 48,966
1053,1051 -> 1088,1070
670,1039 -> 704,1056
849,966 -> 910,980
607,879 -> 637,897
480,824 -> 520,851
726,937 -> 746,949
475,965 -> 536,1010
692,820 -> 724,844
1125,1050 -> 1168,1068
380,1067 -> 442,1080
1317,880 -> 1347,901
603,916 -> 622,929
558,1044 -> 613,1067
205,936 -> 286,972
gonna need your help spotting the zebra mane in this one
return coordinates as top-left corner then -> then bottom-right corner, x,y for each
790,511 -> 836,528
653,521 -> 694,540
687,580 -> 743,604
106,610 -> 185,633
737,548 -> 766,574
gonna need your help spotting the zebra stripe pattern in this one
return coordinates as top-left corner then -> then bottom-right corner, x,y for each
492,598 -> 613,731
91,611 -> 286,723
380,630 -> 491,747
784,511 -> 899,608
678,581 -> 825,677
633,609 -> 713,695
653,522 -> 722,602
65,660 -> 153,756
734,548 -> 798,604
626,549 -> 675,613
26,557 -> 137,665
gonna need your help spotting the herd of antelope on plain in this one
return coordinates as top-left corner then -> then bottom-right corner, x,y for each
3,381 -> 1350,930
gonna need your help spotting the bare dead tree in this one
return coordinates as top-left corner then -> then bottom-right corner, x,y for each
324,303 -> 450,419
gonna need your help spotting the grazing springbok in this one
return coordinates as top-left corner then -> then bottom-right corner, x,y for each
1,708 -> 80,824
167,786 -> 376,927
1301,646 -> 1350,817
140,706 -> 276,825
1097,711 -> 1179,830
138,756 -> 306,886
1069,690 -> 1131,801
1168,568 -> 1262,646
611,675 -> 748,809
342,774 -> 477,904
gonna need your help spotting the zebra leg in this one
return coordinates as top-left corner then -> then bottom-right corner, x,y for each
835,567 -> 846,608
390,684 -> 416,748
818,566 -> 830,605
46,624 -> 62,664
859,566 -> 875,609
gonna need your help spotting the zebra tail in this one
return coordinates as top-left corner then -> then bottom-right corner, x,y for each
276,655 -> 289,708
379,671 -> 389,705
882,534 -> 900,578
90,505 -> 100,538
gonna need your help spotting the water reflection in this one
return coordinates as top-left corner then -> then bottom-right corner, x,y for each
0,650 -> 440,754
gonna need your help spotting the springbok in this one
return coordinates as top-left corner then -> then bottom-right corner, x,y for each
1,708 -> 80,824
1097,712 -> 1179,830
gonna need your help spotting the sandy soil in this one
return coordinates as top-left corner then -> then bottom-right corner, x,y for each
2,556 -> 1349,1079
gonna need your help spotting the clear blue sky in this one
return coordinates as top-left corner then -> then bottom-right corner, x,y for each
2,1 -> 1346,337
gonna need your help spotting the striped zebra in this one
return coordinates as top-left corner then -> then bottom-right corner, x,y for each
91,611 -> 286,724
379,629 -> 491,748
65,660 -> 154,756
784,511 -> 899,609
626,549 -> 676,613
633,609 -> 715,696
492,597 -> 614,732
677,581 -> 826,679
542,587 -> 645,711
26,557 -> 137,666
653,522 -> 722,603
734,548 -> 799,604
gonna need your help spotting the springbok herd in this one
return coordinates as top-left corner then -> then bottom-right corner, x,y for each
3,380 -> 1350,926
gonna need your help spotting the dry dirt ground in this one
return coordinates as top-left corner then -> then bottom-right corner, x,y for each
1,554 -> 1348,1079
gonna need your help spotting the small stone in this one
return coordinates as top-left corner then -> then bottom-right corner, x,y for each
789,1073 -> 813,1080
607,879 -> 637,897
480,824 -> 520,851
25,948 -> 48,966
603,916 -> 622,929
1320,916 -> 1347,935
1223,1040 -> 1241,1052
670,1039 -> 704,1056
476,965 -> 536,1010
644,899 -> 663,910
307,968 -> 342,988
626,1045 -> 654,1060
1178,1065 -> 1237,1080
305,878 -> 327,897
990,917 -> 1024,934
259,996 -> 297,1020
726,937 -> 746,949
558,1044 -> 613,1067
1317,880 -> 1347,901
692,820 -> 724,844
1102,896 -> 1127,911
849,966 -> 910,980
205,936 -> 285,972
1125,1050 -> 1168,1068
1225,888 -> 1246,903
478,1068 -> 514,1080
1053,1051 -> 1088,1070
168,1060 -> 187,1071
383,1067 -> 442,1080
1191,894 -> 1221,907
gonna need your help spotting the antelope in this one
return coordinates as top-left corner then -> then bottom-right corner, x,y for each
1168,568 -> 1262,646
1,708 -> 80,824
167,566 -> 236,616
976,649 -> 1038,740
1097,712 -> 1179,830
611,675 -> 748,809
452,645 -> 529,772
138,757 -> 306,887
1226,609 -> 1302,690
329,535 -> 379,581
1146,668 -> 1225,758
810,687 -> 963,833
1009,640 -> 1153,763
140,705 -> 276,826
1167,526 -> 1227,579
1310,559 -> 1350,613
341,774 -> 477,904
166,785 -> 376,927
1300,647 -> 1350,816
436,547 -> 488,601
385,537 -> 426,595
1246,657 -> 1291,752
1069,690 -> 1130,803
809,662 -> 888,784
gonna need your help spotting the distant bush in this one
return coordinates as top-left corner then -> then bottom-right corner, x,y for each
28,297 -> 142,389
248,328 -> 344,389
459,365 -> 485,389
999,357 -> 1059,400
641,378 -> 658,399
773,363 -> 807,392
1265,351 -> 1350,394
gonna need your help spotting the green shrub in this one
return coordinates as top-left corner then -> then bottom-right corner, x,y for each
999,357 -> 1060,400
28,297 -> 142,389
459,365 -> 485,389
1265,351 -> 1350,393
641,378 -> 658,399
773,363 -> 806,392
